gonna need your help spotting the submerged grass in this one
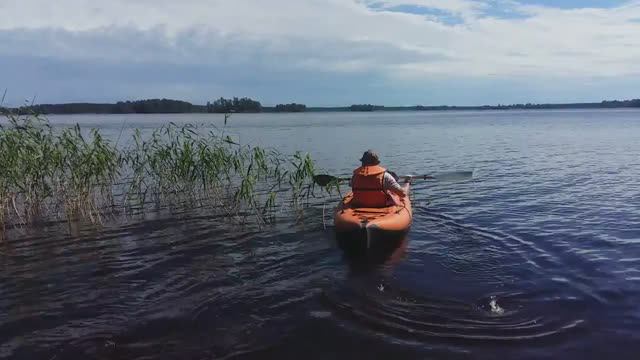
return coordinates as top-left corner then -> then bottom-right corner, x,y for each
0,111 -> 320,230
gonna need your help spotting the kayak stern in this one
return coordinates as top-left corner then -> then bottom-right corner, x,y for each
334,184 -> 412,250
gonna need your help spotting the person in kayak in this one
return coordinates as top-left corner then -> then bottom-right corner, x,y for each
349,150 -> 409,208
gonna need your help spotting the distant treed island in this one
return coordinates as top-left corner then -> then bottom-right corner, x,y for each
1,97 -> 639,115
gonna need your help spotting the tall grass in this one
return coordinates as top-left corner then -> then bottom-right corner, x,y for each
0,112 -> 318,230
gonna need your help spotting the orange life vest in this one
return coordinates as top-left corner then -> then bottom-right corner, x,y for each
351,165 -> 388,208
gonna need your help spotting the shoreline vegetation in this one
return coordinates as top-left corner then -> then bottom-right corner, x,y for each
1,97 -> 639,115
0,109 -> 335,233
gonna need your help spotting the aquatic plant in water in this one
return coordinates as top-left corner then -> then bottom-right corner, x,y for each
0,111 -> 319,230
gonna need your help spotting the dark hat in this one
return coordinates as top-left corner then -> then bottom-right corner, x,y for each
360,150 -> 380,165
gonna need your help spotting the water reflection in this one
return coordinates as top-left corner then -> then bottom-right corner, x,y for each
338,231 -> 409,274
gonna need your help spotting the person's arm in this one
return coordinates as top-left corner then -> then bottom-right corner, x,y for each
384,172 -> 407,197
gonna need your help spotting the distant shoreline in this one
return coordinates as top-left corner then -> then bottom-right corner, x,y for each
2,97 -> 639,115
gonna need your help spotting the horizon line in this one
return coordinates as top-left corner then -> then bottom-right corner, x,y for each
3,96 -> 640,109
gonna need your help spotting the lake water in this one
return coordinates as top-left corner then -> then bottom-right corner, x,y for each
1,110 -> 640,359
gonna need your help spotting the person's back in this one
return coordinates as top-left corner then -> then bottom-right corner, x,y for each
350,150 -> 407,208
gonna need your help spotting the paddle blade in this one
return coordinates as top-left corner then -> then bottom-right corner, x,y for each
313,174 -> 351,186
314,174 -> 338,187
431,171 -> 474,182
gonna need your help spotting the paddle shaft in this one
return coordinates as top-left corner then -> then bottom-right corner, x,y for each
315,170 -> 472,186
330,174 -> 435,182
335,173 -> 432,179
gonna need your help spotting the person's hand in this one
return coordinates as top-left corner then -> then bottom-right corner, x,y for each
403,176 -> 412,184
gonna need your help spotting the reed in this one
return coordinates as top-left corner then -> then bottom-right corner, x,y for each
0,112 -> 322,230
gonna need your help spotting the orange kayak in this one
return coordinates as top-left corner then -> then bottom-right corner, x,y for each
334,184 -> 412,244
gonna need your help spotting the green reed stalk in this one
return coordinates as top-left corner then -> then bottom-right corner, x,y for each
0,112 -> 322,230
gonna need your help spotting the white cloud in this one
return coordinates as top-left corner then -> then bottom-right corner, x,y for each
0,0 -> 639,80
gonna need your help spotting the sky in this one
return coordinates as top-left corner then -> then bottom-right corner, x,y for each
0,0 -> 639,106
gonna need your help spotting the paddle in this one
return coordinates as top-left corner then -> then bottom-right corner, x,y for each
408,171 -> 474,182
313,171 -> 473,187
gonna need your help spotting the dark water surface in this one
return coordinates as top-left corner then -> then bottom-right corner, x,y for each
2,110 -> 640,359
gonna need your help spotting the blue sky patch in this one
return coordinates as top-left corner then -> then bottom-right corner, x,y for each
371,4 -> 465,25
368,1 -> 634,22
389,5 -> 465,24
479,1 -> 532,20
516,0 -> 631,9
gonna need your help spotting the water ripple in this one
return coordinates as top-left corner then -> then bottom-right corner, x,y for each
3,111 -> 640,359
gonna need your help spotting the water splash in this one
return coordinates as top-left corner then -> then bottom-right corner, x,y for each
489,296 -> 505,315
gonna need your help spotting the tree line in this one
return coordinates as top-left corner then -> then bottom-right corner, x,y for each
206,99 -> 308,113
207,97 -> 262,113
414,99 -> 640,111
271,103 -> 307,112
6,99 -> 202,115
349,104 -> 385,112
2,98 -> 639,115
1,98 -> 312,115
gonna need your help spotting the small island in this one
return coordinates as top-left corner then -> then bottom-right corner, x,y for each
270,103 -> 307,113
